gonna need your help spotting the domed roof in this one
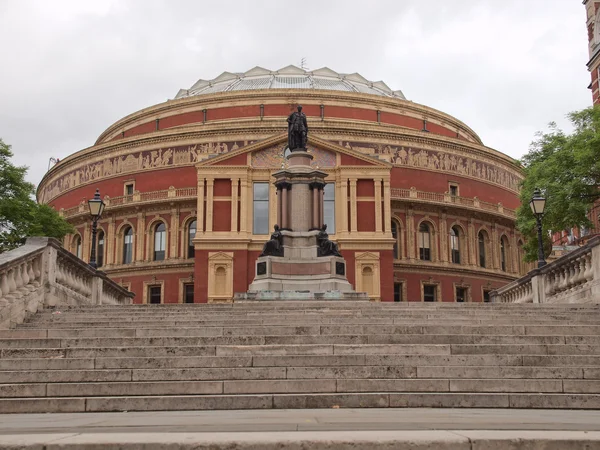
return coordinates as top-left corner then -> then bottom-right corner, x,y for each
174,65 -> 406,100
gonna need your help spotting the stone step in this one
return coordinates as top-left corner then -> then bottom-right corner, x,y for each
3,342 -> 600,361
5,334 -> 600,351
7,324 -> 600,339
1,365 -> 596,384
5,378 -> 600,399
2,392 -> 600,413
0,354 -> 530,371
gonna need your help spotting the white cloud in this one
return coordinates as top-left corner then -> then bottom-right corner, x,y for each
0,0 -> 592,186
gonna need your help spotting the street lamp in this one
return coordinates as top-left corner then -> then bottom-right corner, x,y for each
529,188 -> 547,268
87,189 -> 105,269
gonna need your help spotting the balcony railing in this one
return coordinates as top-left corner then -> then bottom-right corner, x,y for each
390,187 -> 515,219
60,187 -> 198,219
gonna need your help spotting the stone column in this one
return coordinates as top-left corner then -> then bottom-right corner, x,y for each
319,186 -> 324,229
170,207 -> 179,259
383,180 -> 391,235
349,178 -> 357,233
197,178 -> 205,234
311,184 -> 319,229
281,185 -> 288,229
374,178 -> 382,233
205,178 -> 214,233
136,212 -> 145,262
231,178 -> 239,233
276,185 -> 282,228
340,178 -> 348,234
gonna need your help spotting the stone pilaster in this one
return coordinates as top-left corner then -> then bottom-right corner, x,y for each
439,213 -> 448,263
240,177 -> 249,233
340,178 -> 348,234
374,178 -> 382,233
196,178 -> 205,234
383,179 -> 391,235
205,178 -> 214,233
468,218 -> 476,266
106,215 -> 115,266
407,208 -> 415,259
82,222 -> 90,263
170,207 -> 179,259
349,178 -> 357,233
231,178 -> 239,233
136,212 -> 145,262
491,223 -> 499,269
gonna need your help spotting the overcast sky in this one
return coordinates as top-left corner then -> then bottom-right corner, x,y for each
0,0 -> 592,187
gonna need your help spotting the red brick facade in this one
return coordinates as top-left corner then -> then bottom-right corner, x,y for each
38,83 -> 525,304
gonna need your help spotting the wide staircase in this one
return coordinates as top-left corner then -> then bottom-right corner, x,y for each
1,301 -> 600,413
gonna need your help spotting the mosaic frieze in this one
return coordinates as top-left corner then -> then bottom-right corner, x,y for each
40,141 -> 253,203
337,141 -> 522,192
251,144 -> 336,169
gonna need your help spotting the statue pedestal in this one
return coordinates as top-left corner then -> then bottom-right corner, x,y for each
239,149 -> 366,301
247,230 -> 354,293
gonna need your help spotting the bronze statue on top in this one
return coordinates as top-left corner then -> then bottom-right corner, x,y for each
260,225 -> 284,257
287,105 -> 308,151
317,224 -> 341,257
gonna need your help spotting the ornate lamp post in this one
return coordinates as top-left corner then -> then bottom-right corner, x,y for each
529,188 -> 547,268
87,189 -> 105,269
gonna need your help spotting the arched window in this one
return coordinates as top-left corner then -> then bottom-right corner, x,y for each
450,226 -> 460,264
478,231 -> 486,268
123,227 -> 133,264
154,222 -> 166,261
500,236 -> 509,272
188,220 -> 197,259
418,223 -> 431,261
391,221 -> 399,259
97,231 -> 105,268
362,266 -> 374,296
75,235 -> 82,259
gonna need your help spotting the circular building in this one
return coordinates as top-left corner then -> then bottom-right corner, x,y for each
37,65 -> 526,303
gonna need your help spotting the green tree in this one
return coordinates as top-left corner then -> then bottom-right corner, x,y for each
517,106 -> 600,261
0,138 -> 73,252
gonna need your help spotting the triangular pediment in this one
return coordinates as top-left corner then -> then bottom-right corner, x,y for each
197,133 -> 391,168
356,251 -> 380,260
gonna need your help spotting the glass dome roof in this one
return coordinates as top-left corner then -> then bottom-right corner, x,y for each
174,65 -> 406,100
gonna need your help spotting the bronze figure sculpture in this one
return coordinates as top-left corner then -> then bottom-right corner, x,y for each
260,224 -> 284,257
317,224 -> 341,257
287,105 -> 308,151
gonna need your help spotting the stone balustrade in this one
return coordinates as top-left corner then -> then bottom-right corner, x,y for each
0,237 -> 133,329
390,188 -> 515,219
492,235 -> 600,304
60,186 -> 198,219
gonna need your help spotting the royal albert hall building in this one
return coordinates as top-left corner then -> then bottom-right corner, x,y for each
37,65 -> 527,303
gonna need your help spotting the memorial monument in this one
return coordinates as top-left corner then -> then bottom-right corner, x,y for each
237,106 -> 365,300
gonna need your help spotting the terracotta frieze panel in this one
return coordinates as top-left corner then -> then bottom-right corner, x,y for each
251,144 -> 336,169
40,140 -> 255,204
335,141 -> 522,192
